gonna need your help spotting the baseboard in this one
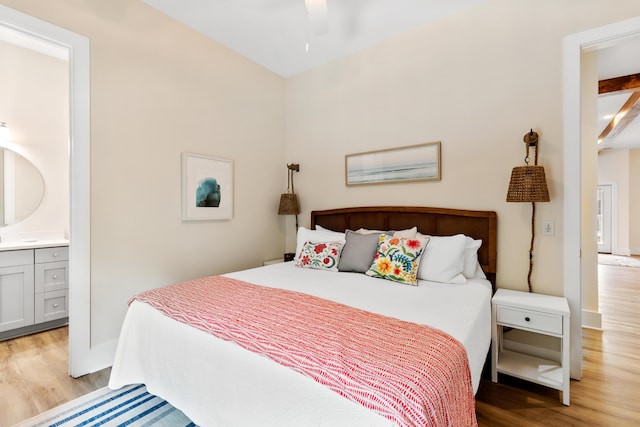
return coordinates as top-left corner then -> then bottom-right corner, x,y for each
0,318 -> 68,341
582,309 -> 602,330
612,248 -> 631,256
630,247 -> 640,256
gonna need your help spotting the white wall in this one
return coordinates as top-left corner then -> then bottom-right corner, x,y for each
581,50 -> 600,329
0,40 -> 68,236
286,0 -> 640,296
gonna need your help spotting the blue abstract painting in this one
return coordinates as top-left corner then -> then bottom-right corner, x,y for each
196,177 -> 221,207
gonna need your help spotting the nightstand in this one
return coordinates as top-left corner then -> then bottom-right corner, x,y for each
491,288 -> 571,405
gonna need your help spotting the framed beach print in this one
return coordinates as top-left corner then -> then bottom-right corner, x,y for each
181,152 -> 233,221
345,142 -> 441,186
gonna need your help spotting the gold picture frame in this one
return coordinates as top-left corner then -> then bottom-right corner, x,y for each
345,142 -> 441,186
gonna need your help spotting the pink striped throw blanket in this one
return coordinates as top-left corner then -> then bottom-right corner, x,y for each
130,276 -> 477,426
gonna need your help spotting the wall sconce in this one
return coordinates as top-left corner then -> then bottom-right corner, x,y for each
0,122 -> 11,142
506,129 -> 550,293
278,163 -> 300,229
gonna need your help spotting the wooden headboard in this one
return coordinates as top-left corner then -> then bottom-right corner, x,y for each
311,206 -> 497,288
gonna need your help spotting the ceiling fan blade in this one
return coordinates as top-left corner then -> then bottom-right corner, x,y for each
306,0 -> 328,35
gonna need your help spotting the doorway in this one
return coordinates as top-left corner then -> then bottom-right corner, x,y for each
0,4 -> 91,377
597,184 -> 612,254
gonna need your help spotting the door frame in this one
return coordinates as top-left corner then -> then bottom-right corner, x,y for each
564,15 -> 640,380
0,4 -> 96,377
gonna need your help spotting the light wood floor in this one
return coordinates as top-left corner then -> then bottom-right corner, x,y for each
0,327 -> 110,426
1,261 -> 638,426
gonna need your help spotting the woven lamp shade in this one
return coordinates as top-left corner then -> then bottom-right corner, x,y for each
506,165 -> 550,202
278,193 -> 300,215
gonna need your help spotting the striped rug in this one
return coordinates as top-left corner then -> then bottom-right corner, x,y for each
14,384 -> 197,427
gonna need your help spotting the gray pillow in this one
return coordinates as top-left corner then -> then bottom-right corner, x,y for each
338,230 -> 382,273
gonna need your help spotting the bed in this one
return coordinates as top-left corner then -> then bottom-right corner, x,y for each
109,206 -> 497,426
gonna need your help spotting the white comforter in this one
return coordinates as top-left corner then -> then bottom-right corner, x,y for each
109,262 -> 492,426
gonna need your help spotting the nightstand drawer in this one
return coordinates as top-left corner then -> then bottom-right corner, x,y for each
497,306 -> 563,335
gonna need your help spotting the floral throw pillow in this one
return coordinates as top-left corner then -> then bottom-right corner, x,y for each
366,234 -> 428,285
296,241 -> 344,272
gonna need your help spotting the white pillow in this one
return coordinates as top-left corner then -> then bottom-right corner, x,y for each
463,237 -> 482,279
315,225 -> 339,233
417,233 -> 467,284
295,227 -> 345,261
392,226 -> 418,239
356,227 -> 418,238
470,262 -> 487,279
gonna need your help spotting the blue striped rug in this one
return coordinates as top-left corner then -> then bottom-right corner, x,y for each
14,384 -> 197,427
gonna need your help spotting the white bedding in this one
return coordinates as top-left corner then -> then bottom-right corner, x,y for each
109,262 -> 492,426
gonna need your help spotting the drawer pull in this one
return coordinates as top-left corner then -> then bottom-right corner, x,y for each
53,252 -> 59,257
525,317 -> 531,322
53,304 -> 59,308
53,274 -> 58,279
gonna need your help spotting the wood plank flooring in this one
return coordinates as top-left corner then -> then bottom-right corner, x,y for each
1,260 -> 638,426
0,327 -> 110,426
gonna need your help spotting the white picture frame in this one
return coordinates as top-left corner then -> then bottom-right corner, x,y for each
345,142 -> 441,186
181,152 -> 233,221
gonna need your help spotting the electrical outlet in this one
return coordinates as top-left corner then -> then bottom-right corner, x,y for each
543,221 -> 555,236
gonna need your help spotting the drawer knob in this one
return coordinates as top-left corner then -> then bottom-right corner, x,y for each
53,252 -> 59,257
525,316 -> 531,322
53,274 -> 58,279
53,303 -> 59,308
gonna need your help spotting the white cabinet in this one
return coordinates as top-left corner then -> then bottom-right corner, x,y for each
34,246 -> 69,323
0,246 -> 68,337
491,288 -> 571,405
0,250 -> 34,333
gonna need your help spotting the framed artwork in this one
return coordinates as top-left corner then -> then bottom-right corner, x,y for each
345,141 -> 441,186
181,152 -> 233,221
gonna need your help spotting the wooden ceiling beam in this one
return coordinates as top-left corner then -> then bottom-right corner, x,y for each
599,73 -> 640,95
598,91 -> 640,145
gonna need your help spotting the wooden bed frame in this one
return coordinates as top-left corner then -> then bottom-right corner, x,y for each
311,206 -> 497,288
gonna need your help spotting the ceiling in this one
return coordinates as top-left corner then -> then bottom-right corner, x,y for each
142,0 -> 487,77
597,36 -> 640,151
143,1 -> 640,151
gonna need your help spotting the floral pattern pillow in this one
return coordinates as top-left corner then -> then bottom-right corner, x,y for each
296,241 -> 344,272
366,234 -> 428,285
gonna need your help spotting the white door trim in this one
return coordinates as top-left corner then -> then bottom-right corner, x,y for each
0,4 -> 103,376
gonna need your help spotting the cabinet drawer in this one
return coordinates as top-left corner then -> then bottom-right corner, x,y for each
497,306 -> 563,335
35,261 -> 68,294
35,289 -> 68,323
35,247 -> 69,264
0,249 -> 33,268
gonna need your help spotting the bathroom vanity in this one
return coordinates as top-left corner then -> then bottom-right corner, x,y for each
0,240 -> 69,340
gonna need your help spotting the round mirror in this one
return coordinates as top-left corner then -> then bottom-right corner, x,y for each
0,148 -> 44,226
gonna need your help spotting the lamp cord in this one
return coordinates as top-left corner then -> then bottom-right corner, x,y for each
525,129 -> 539,293
528,201 -> 536,293
286,164 -> 299,229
